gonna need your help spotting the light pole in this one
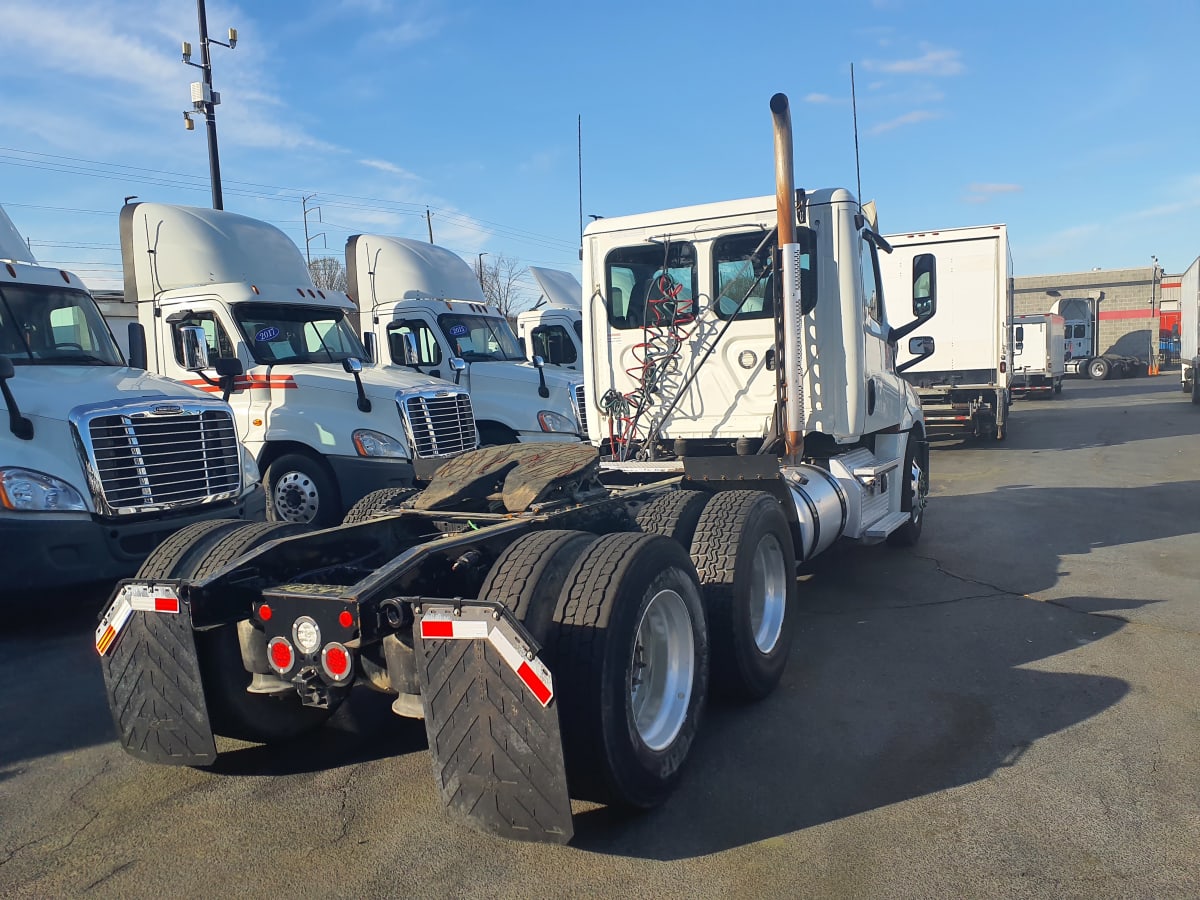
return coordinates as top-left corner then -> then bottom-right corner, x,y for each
302,195 -> 325,266
181,0 -> 236,209
477,252 -> 488,290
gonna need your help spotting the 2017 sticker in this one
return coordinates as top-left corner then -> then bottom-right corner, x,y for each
255,326 -> 281,342
447,324 -> 468,337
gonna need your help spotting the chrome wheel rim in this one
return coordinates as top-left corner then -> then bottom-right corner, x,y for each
910,456 -> 928,526
273,471 -> 319,523
750,533 -> 788,653
630,587 -> 694,751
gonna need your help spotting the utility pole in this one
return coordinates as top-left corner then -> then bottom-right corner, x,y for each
425,208 -> 434,243
182,0 -> 236,209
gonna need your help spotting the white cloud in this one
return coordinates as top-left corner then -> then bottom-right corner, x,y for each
964,182 -> 1023,202
868,110 -> 940,135
804,93 -> 837,104
866,46 -> 965,77
359,159 -> 421,179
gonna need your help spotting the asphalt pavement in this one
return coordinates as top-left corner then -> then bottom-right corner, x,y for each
1,374 -> 1197,899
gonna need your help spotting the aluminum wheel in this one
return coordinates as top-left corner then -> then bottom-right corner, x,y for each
272,470 -> 320,523
749,533 -> 789,654
630,588 -> 695,752
909,456 -> 928,526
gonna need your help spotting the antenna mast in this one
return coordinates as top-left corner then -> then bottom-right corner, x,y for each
577,114 -> 584,253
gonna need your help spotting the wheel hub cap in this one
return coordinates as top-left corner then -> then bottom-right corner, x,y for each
273,471 -> 319,523
630,588 -> 694,751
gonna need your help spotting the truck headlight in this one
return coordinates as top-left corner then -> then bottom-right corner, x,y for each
353,429 -> 407,458
537,410 -> 577,434
0,468 -> 88,512
240,445 -> 260,488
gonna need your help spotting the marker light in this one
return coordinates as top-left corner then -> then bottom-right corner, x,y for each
257,603 -> 273,622
338,610 -> 353,629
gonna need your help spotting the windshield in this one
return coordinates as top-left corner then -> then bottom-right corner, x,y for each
0,282 -> 123,366
233,302 -> 367,365
437,312 -> 524,362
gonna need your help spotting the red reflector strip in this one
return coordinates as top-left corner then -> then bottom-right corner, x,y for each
421,620 -> 454,639
154,597 -> 180,613
517,661 -> 552,705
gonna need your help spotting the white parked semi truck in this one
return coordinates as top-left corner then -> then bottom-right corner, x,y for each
516,267 -> 585,369
1181,256 -> 1199,403
0,206 -> 263,594
1010,312 -> 1065,398
94,93 -> 938,844
1050,295 -> 1143,380
884,224 -> 1013,440
346,236 -> 587,444
112,203 -> 478,528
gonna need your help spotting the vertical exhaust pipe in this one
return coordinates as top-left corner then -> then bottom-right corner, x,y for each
770,92 -> 805,460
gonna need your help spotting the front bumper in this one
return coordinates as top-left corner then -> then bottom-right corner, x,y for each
0,486 -> 265,594
327,455 -> 417,504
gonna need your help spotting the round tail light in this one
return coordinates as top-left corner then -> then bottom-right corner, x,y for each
268,637 -> 295,674
321,642 -> 351,681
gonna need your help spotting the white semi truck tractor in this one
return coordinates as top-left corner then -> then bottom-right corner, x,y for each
113,203 -> 479,527
0,206 -> 263,595
345,235 -> 587,445
94,93 -> 938,845
516,267 -> 585,369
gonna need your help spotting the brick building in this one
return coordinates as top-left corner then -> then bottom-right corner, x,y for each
1013,267 -> 1164,362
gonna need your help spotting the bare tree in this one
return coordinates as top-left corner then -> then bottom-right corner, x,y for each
308,256 -> 347,293
478,253 -> 533,322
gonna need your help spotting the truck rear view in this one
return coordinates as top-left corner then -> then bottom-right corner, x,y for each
886,225 -> 1013,440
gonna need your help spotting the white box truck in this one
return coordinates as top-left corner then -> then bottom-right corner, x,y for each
516,267 -> 585,370
345,236 -> 587,445
113,203 -> 478,527
0,206 -> 263,594
1181,256 -> 1199,403
885,224 -> 1013,440
1010,312 -> 1065,398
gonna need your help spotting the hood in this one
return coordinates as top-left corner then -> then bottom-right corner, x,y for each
7,366 -> 215,419
466,359 -> 578,390
529,267 -> 583,311
278,364 -> 459,400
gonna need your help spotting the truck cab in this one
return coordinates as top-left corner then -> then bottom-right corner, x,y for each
346,236 -> 586,446
0,206 -> 263,592
516,267 -> 585,369
119,204 -> 478,527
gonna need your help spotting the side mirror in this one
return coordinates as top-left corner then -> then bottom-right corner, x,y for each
912,253 -> 937,319
342,357 -> 363,374
362,331 -> 377,365
896,334 -> 936,374
0,356 -> 13,380
403,332 -> 420,367
179,325 -> 210,372
532,355 -> 545,369
448,356 -> 466,386
127,323 -> 148,370
1014,325 -> 1025,342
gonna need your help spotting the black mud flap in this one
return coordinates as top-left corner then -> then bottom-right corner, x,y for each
96,581 -> 218,766
414,602 -> 573,844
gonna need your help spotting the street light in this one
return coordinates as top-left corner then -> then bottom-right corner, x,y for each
477,252 -> 488,290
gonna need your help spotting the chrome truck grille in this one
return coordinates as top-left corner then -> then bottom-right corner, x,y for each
573,383 -> 588,435
74,401 -> 242,516
400,390 -> 477,458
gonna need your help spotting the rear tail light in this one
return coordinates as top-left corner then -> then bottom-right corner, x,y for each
268,637 -> 295,674
321,642 -> 352,681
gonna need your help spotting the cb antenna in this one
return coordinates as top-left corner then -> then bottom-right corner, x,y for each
851,62 -> 863,210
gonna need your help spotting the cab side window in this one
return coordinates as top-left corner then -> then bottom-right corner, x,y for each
387,320 -> 441,366
530,324 -> 577,365
171,311 -> 235,366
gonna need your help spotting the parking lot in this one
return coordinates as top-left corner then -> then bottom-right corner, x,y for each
1,375 -> 1197,899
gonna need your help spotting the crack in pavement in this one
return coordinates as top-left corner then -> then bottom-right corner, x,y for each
0,760 -> 110,870
83,858 -> 137,893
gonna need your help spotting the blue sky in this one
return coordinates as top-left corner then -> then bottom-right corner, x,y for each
2,0 -> 1198,298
